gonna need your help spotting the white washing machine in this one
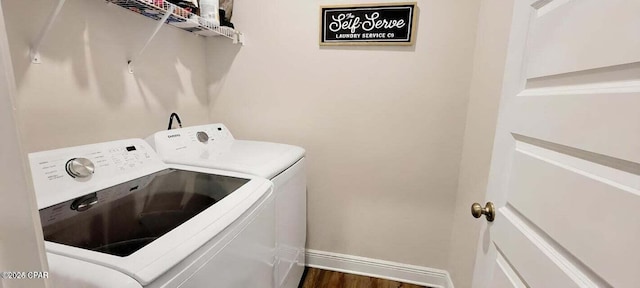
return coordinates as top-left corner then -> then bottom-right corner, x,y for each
29,139 -> 276,288
147,124 -> 306,288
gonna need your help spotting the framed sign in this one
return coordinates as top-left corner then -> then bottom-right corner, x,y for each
320,2 -> 417,46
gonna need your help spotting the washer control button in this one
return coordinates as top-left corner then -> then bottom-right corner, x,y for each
196,131 -> 209,143
65,158 -> 95,178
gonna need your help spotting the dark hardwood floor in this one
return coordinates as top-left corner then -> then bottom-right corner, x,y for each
299,268 -> 428,288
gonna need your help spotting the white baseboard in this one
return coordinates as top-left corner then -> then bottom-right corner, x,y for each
305,249 -> 454,288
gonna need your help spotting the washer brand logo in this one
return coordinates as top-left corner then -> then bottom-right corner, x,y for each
167,134 -> 181,138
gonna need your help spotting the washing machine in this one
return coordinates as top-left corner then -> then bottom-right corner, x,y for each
29,139 -> 276,288
146,124 -> 306,288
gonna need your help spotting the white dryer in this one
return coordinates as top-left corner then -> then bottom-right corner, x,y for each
29,139 -> 276,288
147,124 -> 306,288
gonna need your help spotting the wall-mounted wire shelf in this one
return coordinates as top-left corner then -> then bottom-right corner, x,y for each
108,0 -> 244,43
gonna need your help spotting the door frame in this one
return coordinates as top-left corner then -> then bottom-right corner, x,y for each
0,1 -> 50,287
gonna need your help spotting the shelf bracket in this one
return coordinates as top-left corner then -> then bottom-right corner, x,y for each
127,5 -> 175,74
30,0 -> 67,64
234,33 -> 246,46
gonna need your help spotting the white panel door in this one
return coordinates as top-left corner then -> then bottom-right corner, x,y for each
472,0 -> 640,287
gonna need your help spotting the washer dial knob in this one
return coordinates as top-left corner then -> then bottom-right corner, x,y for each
196,131 -> 209,143
65,158 -> 95,178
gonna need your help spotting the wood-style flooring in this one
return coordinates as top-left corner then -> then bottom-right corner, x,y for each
299,268 -> 428,288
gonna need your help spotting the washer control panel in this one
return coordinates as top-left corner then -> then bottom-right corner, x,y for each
29,139 -> 166,209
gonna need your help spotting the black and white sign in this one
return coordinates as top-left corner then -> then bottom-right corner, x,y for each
320,2 -> 417,46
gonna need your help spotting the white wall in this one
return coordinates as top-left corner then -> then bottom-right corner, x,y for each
447,0 -> 516,286
0,2 -> 48,287
207,0 -> 480,269
3,0 -> 210,153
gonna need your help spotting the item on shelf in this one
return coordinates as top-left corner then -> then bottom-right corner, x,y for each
199,0 -> 220,26
108,0 -> 241,41
219,9 -> 234,28
167,0 -> 199,15
219,0 -> 233,21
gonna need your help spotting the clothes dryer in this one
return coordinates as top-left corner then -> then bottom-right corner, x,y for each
147,124 -> 306,288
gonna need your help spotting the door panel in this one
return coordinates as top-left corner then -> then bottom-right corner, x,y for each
473,0 -> 640,287
510,86 -> 640,163
508,142 -> 639,287
490,253 -> 527,288
526,0 -> 640,78
494,207 -> 600,288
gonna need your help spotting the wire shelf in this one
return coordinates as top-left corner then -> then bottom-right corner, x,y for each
108,0 -> 241,41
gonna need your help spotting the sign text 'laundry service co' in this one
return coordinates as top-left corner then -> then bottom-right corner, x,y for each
320,2 -> 417,46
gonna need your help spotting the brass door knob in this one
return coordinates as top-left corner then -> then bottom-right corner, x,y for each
471,202 -> 495,222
